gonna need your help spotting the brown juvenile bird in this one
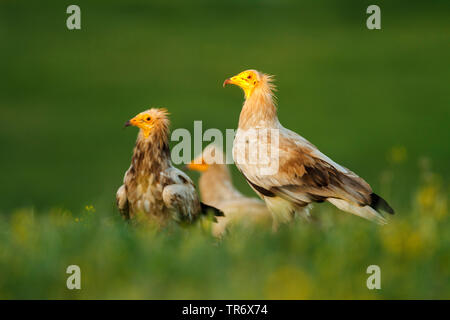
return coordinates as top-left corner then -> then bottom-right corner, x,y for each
187,144 -> 272,236
223,69 -> 394,227
116,108 -> 223,225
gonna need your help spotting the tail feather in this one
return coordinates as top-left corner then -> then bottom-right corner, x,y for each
370,193 -> 394,214
327,198 -> 387,225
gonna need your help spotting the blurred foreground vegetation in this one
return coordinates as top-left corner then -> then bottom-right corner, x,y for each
0,165 -> 448,299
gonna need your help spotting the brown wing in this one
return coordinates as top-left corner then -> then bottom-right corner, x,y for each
244,136 -> 373,207
161,167 -> 202,222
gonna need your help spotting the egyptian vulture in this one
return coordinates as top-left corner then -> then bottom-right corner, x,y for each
223,69 -> 394,227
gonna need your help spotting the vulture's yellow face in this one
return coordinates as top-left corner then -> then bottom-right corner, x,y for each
125,108 -> 169,138
223,70 -> 260,98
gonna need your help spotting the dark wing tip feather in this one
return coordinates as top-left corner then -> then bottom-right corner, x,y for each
370,193 -> 395,214
200,202 -> 225,217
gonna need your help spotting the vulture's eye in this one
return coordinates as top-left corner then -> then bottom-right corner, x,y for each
247,75 -> 251,79
146,117 -> 151,121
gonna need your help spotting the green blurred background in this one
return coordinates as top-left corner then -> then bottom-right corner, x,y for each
0,0 -> 449,299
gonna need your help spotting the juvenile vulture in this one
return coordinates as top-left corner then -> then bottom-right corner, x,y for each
116,108 -> 223,225
223,70 -> 394,228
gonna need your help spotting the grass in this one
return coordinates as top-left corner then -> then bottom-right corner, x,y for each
0,164 -> 448,299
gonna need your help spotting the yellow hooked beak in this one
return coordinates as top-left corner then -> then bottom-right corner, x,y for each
124,115 -> 154,138
223,78 -> 232,87
124,116 -> 139,128
186,159 -> 209,172
223,76 -> 240,88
